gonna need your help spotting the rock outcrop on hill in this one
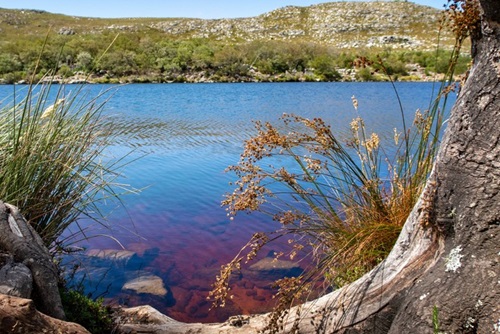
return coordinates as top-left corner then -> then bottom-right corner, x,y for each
0,2 -> 450,49
148,2 -> 445,49
0,2 -> 462,84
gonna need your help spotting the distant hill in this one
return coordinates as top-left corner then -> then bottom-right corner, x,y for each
0,2 -> 452,48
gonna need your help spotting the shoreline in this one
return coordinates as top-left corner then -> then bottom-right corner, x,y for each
1,63 -> 453,85
3,70 -> 449,85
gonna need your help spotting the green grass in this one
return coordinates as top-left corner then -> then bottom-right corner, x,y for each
433,306 -> 441,334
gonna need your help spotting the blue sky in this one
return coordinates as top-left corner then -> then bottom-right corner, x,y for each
0,1 -> 445,19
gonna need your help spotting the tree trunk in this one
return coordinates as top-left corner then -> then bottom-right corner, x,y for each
0,201 -> 66,320
384,1 -> 500,331
0,294 -> 89,334
277,2 -> 500,331
118,1 -> 500,333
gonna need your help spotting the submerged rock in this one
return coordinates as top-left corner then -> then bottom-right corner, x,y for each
86,249 -> 137,262
244,255 -> 303,281
85,248 -> 143,271
122,274 -> 168,297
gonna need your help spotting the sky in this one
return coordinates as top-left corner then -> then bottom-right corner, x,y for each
0,0 -> 446,19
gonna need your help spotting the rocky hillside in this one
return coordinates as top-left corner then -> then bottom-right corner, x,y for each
151,2 -> 448,49
0,2 -> 451,49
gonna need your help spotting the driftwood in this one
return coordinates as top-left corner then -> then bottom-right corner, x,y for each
118,1 -> 500,333
0,201 -> 65,320
0,294 -> 89,334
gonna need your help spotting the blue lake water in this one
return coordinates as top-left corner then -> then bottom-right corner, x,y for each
0,82 -> 454,322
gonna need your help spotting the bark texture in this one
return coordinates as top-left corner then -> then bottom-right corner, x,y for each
0,254 -> 33,298
117,1 -> 500,333
386,3 -> 500,331
0,201 -> 66,320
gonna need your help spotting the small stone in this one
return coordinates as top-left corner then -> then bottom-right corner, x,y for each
122,274 -> 168,297
244,255 -> 303,281
58,27 -> 75,35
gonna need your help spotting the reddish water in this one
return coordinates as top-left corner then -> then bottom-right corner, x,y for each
71,211 -> 301,322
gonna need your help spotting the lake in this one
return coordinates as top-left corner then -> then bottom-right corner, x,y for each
0,82 -> 453,322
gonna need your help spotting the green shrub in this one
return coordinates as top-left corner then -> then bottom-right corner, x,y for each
0,53 -> 23,74
0,71 -> 25,84
58,64 -> 74,78
356,67 -> 375,81
309,55 -> 341,81
60,288 -> 114,334
75,51 -> 93,71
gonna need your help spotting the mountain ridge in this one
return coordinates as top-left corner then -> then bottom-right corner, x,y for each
0,2 -> 451,49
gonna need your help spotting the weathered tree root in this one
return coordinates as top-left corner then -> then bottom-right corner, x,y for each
0,201 -> 65,320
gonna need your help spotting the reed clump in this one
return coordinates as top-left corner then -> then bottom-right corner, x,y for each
208,84 -> 447,330
209,86 -> 445,331
219,95 -> 441,286
0,81 -> 126,248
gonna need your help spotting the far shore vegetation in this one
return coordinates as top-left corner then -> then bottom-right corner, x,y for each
0,4 -> 471,84
0,37 -> 471,84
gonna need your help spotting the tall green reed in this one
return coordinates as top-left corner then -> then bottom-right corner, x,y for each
0,80 -> 130,248
0,30 -> 131,250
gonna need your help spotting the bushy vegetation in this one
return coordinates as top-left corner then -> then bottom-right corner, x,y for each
0,4 -> 471,84
0,33 -> 471,83
60,287 -> 114,334
0,72 -> 133,329
210,83 -> 446,311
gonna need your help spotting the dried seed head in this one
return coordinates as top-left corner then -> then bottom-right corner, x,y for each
351,95 -> 359,111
